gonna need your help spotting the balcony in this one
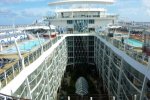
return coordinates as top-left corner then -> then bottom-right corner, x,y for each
44,14 -> 117,20
0,36 -> 61,89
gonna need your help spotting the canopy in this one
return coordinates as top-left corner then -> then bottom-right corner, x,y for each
48,0 -> 115,6
75,77 -> 88,96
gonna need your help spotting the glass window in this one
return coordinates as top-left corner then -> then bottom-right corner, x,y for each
68,47 -> 73,51
89,41 -> 94,45
89,46 -> 94,51
89,52 -> 94,56
67,41 -> 73,46
89,20 -> 95,24
67,20 -> 73,24
89,36 -> 94,41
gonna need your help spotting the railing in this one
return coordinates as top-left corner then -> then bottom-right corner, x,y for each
0,24 -> 48,31
64,32 -> 148,65
98,33 -> 148,65
0,36 -> 61,89
62,31 -> 148,65
0,32 -> 148,98
0,93 -> 30,100
0,24 -> 45,29
44,14 -> 117,20
59,94 -> 139,100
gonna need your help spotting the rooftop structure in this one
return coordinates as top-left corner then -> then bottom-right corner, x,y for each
0,0 -> 150,100
55,8 -> 107,13
48,0 -> 115,6
45,0 -> 117,34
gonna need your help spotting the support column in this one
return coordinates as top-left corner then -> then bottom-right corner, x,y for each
139,76 -> 148,100
44,58 -> 51,100
98,41 -> 101,78
108,50 -> 112,94
14,40 -> 32,99
68,96 -> 70,100
117,59 -> 124,100
12,65 -> 15,78
37,32 -> 43,53
113,96 -> 115,100
73,37 -> 75,69
134,94 -> 137,100
87,36 -> 89,65
90,97 -> 93,100
140,57 -> 150,100
102,45 -> 106,91
0,44 -> 3,52
4,71 -> 7,85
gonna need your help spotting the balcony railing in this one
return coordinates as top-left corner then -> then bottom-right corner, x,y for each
0,93 -> 30,100
97,33 -> 148,65
63,31 -> 148,65
0,36 -> 61,89
58,94 -> 139,100
44,14 -> 117,20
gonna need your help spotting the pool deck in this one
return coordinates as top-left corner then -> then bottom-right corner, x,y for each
0,60 -> 18,74
0,54 -> 19,59
0,38 -> 45,54
0,38 -> 48,75
0,53 -> 30,74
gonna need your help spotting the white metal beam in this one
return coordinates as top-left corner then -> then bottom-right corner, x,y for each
48,0 -> 115,6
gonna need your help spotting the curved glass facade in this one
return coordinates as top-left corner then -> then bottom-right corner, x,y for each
12,39 -> 68,100
1,34 -> 150,100
94,36 -> 149,100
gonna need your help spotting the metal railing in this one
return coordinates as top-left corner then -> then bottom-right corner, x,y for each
0,93 -> 30,100
97,33 -> 148,65
63,31 -> 148,64
59,94 -> 139,100
0,24 -> 45,29
0,36 -> 61,89
65,32 -> 148,65
44,14 -> 117,20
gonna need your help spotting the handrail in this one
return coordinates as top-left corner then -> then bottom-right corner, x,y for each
45,15 -> 117,19
0,93 -> 30,100
59,94 -> 140,100
0,36 -> 61,89
98,33 -> 148,65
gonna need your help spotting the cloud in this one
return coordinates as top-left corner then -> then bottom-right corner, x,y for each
0,0 -> 21,4
0,7 -> 52,19
0,0 -> 45,4
0,7 -> 52,25
117,7 -> 141,21
142,0 -> 150,8
20,7 -> 51,17
142,0 -> 150,16
23,0 -> 45,2
0,8 -> 10,14
108,0 -> 150,21
0,8 -> 17,17
118,8 -> 140,15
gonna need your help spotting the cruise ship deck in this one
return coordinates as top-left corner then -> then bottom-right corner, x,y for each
0,0 -> 150,100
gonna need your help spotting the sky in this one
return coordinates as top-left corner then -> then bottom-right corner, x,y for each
0,0 -> 150,25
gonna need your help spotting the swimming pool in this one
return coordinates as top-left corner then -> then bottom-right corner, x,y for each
124,39 -> 143,47
0,39 -> 46,54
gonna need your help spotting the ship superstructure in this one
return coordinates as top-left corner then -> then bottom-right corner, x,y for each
45,0 -> 117,34
0,0 -> 150,100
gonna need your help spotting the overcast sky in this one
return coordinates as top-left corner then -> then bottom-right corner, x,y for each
0,0 -> 150,25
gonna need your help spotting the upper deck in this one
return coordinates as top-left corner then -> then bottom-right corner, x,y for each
46,0 -> 117,20
55,8 -> 107,13
48,0 -> 115,6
